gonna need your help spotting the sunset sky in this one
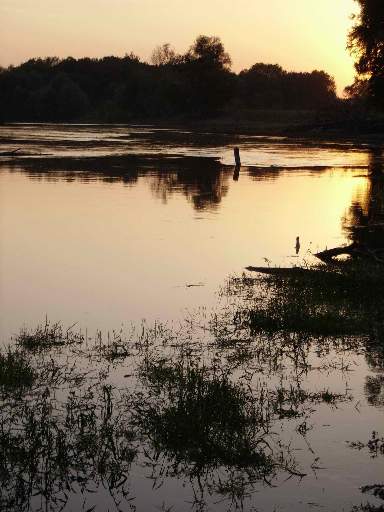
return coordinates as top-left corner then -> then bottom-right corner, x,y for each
0,0 -> 358,94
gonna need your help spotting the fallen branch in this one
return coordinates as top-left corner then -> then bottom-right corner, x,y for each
315,244 -> 356,262
315,243 -> 384,264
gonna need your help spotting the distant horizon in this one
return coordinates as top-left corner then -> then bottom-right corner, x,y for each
0,0 -> 358,95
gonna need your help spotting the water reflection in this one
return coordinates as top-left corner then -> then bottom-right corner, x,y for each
149,167 -> 230,210
1,126 -> 384,510
0,124 -> 372,167
0,142 -> 380,343
343,148 -> 384,250
4,155 -> 232,211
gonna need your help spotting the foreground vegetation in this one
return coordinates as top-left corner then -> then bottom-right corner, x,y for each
1,254 -> 383,511
236,259 -> 384,339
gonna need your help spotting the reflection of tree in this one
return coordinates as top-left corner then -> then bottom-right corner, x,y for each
149,167 -> 230,210
5,155 -> 231,211
364,336 -> 384,408
343,148 -> 384,250
5,155 -> 140,185
337,148 -> 384,410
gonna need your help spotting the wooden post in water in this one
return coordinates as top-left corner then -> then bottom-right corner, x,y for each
234,147 -> 241,167
233,147 -> 241,180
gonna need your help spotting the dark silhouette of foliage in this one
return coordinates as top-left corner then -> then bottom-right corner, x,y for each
187,35 -> 232,69
347,0 -> 384,107
0,35 -> 337,122
239,64 -> 336,109
151,43 -> 179,66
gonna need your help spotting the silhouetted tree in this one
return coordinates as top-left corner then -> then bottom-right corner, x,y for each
239,64 -> 285,108
347,0 -> 384,107
240,65 -> 336,109
179,36 -> 234,115
151,44 -> 178,66
32,73 -> 89,121
187,35 -> 232,70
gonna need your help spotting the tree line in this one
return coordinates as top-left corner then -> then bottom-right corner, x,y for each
1,0 -> 383,123
0,36 -> 338,122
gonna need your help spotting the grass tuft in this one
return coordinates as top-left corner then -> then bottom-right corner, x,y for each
227,260 -> 384,339
16,319 -> 84,351
0,348 -> 35,390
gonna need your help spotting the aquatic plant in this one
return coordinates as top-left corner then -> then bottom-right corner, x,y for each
220,259 -> 384,343
16,319 -> 84,352
348,431 -> 384,458
0,347 -> 35,391
0,384 -> 137,512
0,296 -> 379,512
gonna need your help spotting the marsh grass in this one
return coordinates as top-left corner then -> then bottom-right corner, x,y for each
16,319 -> 84,351
134,357 -> 320,486
0,347 -> 35,391
0,384 -> 137,511
225,260 -> 384,339
100,337 -> 131,362
137,360 -> 271,467
271,386 -> 351,420
95,321 -> 174,363
348,431 -> 384,458
361,485 -> 384,502
352,485 -> 384,512
0,313 -> 368,512
1,259 -> 382,512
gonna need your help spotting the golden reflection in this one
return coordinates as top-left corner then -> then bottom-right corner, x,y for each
342,149 -> 384,248
0,162 -> 368,340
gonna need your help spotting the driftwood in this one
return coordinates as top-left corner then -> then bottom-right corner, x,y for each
315,243 -> 384,264
315,244 -> 356,262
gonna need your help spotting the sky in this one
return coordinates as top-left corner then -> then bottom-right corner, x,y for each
0,0 -> 358,95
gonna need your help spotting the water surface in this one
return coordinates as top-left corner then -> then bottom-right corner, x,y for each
0,124 -> 373,336
0,125 -> 383,512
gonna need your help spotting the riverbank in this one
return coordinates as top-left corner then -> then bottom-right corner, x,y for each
3,109 -> 384,142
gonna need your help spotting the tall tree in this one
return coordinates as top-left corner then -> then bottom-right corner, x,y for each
188,35 -> 232,70
151,44 -> 178,66
348,0 -> 384,107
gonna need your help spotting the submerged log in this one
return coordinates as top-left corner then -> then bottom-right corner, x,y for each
315,244 -> 356,262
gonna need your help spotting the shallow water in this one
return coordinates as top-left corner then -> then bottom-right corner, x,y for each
0,125 -> 383,512
0,123 -> 371,166
0,125 -> 374,337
